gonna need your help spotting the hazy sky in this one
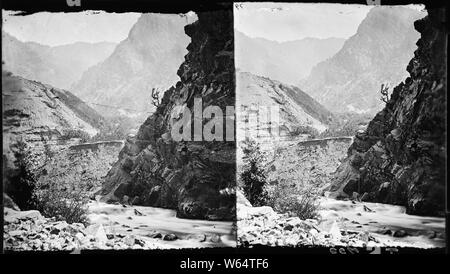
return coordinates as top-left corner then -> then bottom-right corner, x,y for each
2,10 -> 141,46
235,3 -> 426,42
235,3 -> 374,42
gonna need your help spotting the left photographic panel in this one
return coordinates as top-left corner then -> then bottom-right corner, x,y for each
2,6 -> 236,251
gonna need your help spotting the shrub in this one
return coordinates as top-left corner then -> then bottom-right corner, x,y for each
31,146 -> 117,224
289,125 -> 319,139
33,165 -> 89,224
239,140 -> 269,206
267,184 -> 320,220
33,183 -> 89,225
380,83 -> 390,104
33,156 -> 91,225
60,129 -> 90,143
4,141 -> 37,210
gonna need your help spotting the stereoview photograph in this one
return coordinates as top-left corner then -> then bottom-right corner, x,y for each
235,2 -> 446,250
2,1 -> 447,254
2,8 -> 236,251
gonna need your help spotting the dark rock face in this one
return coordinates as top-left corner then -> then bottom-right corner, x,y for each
328,10 -> 447,217
100,10 -> 236,221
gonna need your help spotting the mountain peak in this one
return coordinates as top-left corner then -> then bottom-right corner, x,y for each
235,30 -> 345,84
300,7 -> 425,114
70,13 -> 193,127
2,31 -> 117,90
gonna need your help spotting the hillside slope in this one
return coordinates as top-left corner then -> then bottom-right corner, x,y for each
2,71 -> 107,169
237,71 -> 333,142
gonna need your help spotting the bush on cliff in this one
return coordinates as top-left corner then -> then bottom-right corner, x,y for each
289,125 -> 319,139
240,140 -> 269,206
60,129 -> 90,143
4,141 -> 37,210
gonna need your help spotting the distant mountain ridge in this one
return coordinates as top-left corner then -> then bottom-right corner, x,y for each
71,13 -> 195,119
299,6 -> 425,115
2,31 -> 116,90
235,30 -> 345,85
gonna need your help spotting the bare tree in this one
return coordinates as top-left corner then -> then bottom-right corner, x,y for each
380,83 -> 390,104
151,87 -> 161,107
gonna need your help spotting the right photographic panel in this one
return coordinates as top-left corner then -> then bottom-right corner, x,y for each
235,2 -> 446,251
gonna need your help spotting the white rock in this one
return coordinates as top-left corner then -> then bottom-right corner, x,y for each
86,224 -> 108,243
4,209 -> 43,223
123,235 -> 136,246
50,241 -> 62,250
237,190 -> 252,207
75,232 -> 85,243
8,230 -> 24,237
309,228 -> 319,237
284,234 -> 300,246
329,221 -> 342,241
247,206 -> 276,218
286,217 -> 303,227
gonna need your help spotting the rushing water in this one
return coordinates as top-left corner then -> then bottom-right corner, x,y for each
87,201 -> 236,249
318,197 -> 446,248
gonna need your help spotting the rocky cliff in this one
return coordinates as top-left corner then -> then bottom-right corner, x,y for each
268,137 -> 353,193
327,9 -> 447,217
300,6 -> 425,115
99,10 -> 235,221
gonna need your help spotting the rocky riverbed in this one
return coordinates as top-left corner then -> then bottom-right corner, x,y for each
318,197 -> 445,248
3,201 -> 235,252
237,191 -> 445,249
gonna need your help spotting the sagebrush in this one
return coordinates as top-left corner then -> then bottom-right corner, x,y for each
239,140 -> 269,206
33,146 -> 118,224
4,140 -> 37,210
267,184 -> 320,220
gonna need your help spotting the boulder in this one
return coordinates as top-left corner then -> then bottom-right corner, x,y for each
329,221 -> 342,241
393,230 -> 408,238
163,234 -> 178,241
3,193 -> 20,211
4,208 -> 44,224
237,190 -> 252,207
86,224 -> 108,243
